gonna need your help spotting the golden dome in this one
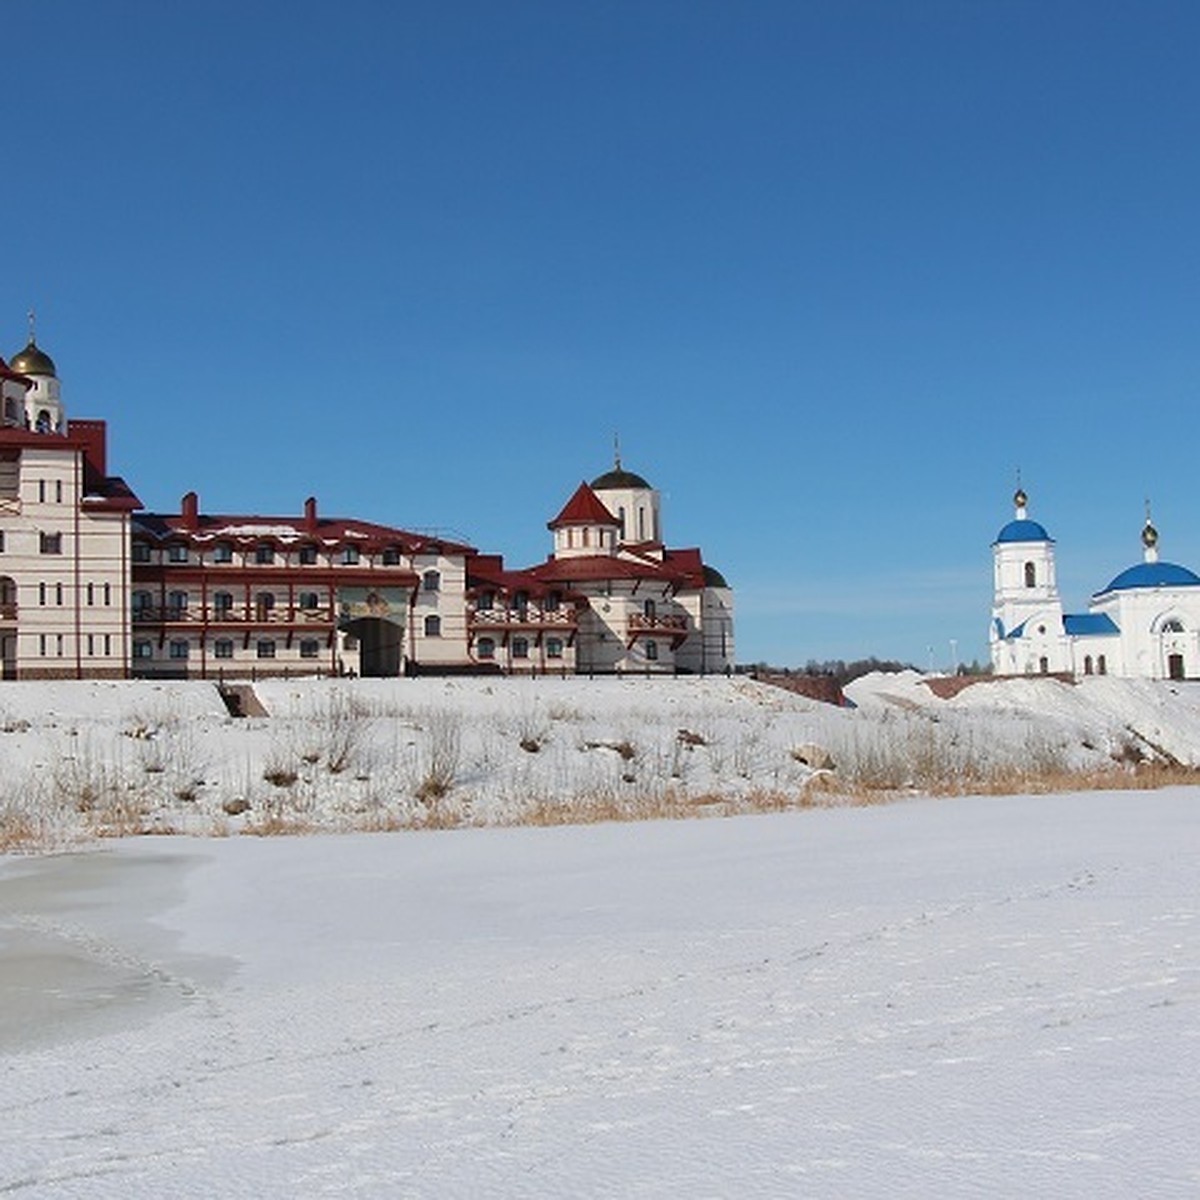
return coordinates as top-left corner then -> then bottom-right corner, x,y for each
9,339 -> 56,378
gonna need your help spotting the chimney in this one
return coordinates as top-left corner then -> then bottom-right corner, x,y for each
304,495 -> 318,533
181,491 -> 199,531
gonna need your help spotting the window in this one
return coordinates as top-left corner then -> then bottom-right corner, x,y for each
1098,655 -> 1107,675
643,598 -> 657,621
1084,656 -> 1093,675
423,570 -> 440,592
424,614 -> 441,637
132,590 -> 152,614
295,591 -> 317,611
514,590 -> 528,617
169,639 -> 189,660
645,640 -> 659,661
39,532 -> 62,555
168,590 -> 188,614
299,639 -> 320,659
104,583 -> 111,606
546,637 -> 563,659
133,641 -> 153,659
38,582 -> 46,606
39,634 -> 46,657
255,543 -> 274,564
1024,561 -> 1036,588
168,543 -> 188,563
212,591 -> 234,617
55,582 -> 63,606
55,480 -> 62,503
56,634 -> 63,658
256,640 -> 276,659
341,545 -> 360,564
256,592 -> 275,621
512,637 -> 529,659
477,591 -> 494,611
544,591 -> 560,613
298,544 -> 318,565
213,542 -> 233,563
86,634 -> 95,657
382,546 -> 401,565
1162,618 -> 1185,633
86,582 -> 94,606
213,639 -> 234,659
477,637 -> 495,659
104,634 -> 111,657
1039,656 -> 1049,674
132,542 -> 151,563
38,480 -> 45,503
0,531 -> 5,552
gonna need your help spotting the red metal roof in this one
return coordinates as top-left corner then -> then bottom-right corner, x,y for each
547,482 -> 619,529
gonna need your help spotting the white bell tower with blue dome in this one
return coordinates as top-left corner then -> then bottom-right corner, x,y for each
990,488 -> 1069,674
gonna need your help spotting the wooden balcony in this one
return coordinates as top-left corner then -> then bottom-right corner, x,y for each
626,612 -> 689,649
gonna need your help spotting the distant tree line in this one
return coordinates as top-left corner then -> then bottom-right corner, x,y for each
738,657 -> 993,685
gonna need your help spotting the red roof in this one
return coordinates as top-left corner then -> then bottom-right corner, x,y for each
135,509 -> 476,555
547,482 -> 619,529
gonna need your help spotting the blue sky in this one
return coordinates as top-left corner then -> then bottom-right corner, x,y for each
6,1 -> 1200,668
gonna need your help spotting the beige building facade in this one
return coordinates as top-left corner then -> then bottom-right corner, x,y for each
1,330 -> 734,680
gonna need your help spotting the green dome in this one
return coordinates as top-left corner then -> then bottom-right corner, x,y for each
591,467 -> 652,491
9,340 -> 56,378
703,565 -> 729,588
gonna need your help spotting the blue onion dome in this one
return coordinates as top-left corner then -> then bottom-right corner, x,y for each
1100,561 -> 1200,593
995,517 -> 1051,543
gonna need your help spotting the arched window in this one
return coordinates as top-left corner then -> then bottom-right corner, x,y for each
212,542 -> 233,563
132,589 -> 152,614
643,598 -> 657,621
1097,655 -> 1107,675
1024,561 -> 1036,588
1039,656 -> 1049,674
212,591 -> 234,617
424,614 -> 441,637
423,570 -> 440,592
168,590 -> 188,614
1083,656 -> 1093,675
1162,618 -> 1185,633
341,545 -> 360,565
255,542 -> 275,565
646,640 -> 659,661
298,543 -> 318,565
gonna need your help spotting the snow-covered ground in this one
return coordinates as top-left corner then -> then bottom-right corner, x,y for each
4,671 -> 1200,845
2,790 -> 1198,1196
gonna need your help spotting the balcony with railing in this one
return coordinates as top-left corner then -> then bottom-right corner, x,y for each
467,604 -> 578,631
133,605 -> 337,626
626,611 -> 689,648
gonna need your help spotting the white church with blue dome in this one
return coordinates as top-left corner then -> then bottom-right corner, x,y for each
991,489 -> 1200,680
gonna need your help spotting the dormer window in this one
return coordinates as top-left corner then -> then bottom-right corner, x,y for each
167,543 -> 188,563
132,541 -> 151,563
212,542 -> 233,563
299,544 -> 318,565
382,546 -> 401,565
342,545 -> 360,565
255,543 -> 275,565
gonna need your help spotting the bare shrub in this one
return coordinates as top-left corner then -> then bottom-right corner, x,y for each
414,709 -> 462,808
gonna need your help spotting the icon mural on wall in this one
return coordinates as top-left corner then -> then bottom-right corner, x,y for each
337,587 -> 409,627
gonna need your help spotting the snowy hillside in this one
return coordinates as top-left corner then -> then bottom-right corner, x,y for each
3,672 -> 1200,848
